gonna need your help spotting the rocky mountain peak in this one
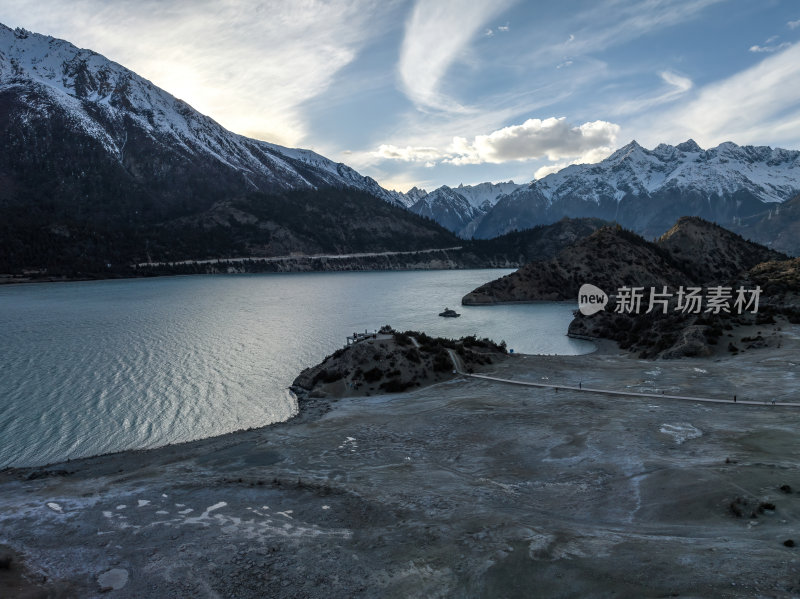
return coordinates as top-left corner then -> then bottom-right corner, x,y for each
675,139 -> 702,153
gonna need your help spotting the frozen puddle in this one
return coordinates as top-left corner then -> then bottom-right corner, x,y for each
659,423 -> 703,444
338,437 -> 358,452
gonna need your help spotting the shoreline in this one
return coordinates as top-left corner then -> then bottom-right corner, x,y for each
4,329 -> 800,596
0,263 -> 517,287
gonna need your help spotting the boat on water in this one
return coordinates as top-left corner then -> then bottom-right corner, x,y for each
439,307 -> 461,318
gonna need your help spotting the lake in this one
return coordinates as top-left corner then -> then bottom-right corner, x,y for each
0,270 -> 593,468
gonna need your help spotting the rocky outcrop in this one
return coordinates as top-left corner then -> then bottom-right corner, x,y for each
291,327 -> 506,402
466,217 -> 800,359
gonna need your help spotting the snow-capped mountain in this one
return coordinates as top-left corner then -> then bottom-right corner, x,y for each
0,24 -> 466,272
397,181 -> 521,236
409,186 -> 484,234
453,181 -> 522,209
474,139 -> 800,240
0,23 -> 401,205
391,186 -> 429,208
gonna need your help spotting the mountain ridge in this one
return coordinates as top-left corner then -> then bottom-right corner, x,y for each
472,139 -> 800,246
0,23 -> 403,204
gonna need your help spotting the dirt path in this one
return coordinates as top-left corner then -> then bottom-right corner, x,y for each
447,345 -> 799,407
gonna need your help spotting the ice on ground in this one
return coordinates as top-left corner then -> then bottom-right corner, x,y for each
659,423 -> 703,444
137,500 -> 150,507
116,505 -> 127,510
693,368 -> 708,373
98,568 -> 128,590
46,502 -> 63,513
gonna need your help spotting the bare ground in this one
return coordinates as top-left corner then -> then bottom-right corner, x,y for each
3,327 -> 800,597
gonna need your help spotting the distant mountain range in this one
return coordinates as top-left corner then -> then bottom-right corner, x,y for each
385,140 -> 800,255
3,22 -> 800,279
401,181 -> 522,237
473,140 -> 800,248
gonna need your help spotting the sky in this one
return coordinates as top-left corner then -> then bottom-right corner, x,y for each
3,0 -> 800,192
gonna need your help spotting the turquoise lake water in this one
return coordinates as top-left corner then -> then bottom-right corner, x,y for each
0,270 -> 593,468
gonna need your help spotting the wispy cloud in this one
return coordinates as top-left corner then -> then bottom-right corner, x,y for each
788,19 -> 800,29
639,42 -> 800,148
3,0 -> 397,146
528,0 -> 726,65
610,69 -> 693,115
398,0 -> 517,111
749,42 -> 790,53
372,117 -> 619,167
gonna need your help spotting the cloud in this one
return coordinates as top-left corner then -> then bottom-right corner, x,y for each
372,117 -> 620,167
534,162 -> 571,179
788,19 -> 800,29
660,70 -> 693,93
609,69 -> 692,116
528,0 -> 725,65
451,117 -> 620,164
374,144 -> 444,162
749,42 -> 790,53
398,0 -> 517,111
498,24 -> 510,32
641,42 -> 800,148
532,144 -> 618,179
2,0 -> 395,146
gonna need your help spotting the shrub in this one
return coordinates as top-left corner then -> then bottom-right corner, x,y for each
363,367 -> 383,383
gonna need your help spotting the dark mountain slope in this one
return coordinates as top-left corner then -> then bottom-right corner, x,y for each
656,216 -> 787,283
462,225 -> 687,304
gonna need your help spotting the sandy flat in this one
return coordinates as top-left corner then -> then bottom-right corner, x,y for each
2,329 -> 800,597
